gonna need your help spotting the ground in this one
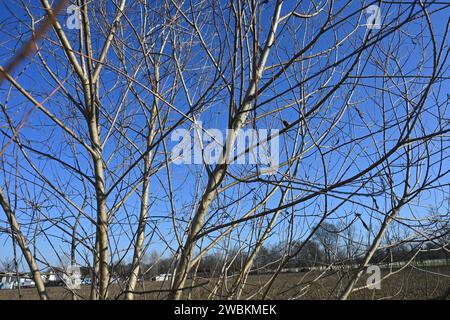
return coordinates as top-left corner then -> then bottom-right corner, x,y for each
0,266 -> 449,300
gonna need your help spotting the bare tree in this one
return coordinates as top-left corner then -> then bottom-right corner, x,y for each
0,0 -> 449,300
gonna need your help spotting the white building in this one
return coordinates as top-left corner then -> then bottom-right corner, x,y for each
154,273 -> 172,282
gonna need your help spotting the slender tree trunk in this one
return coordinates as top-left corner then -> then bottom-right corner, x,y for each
124,158 -> 151,300
340,206 -> 402,299
169,165 -> 227,299
0,187 -> 49,300
88,117 -> 109,299
169,2 -> 283,299
124,130 -> 155,299
125,65 -> 159,299
228,190 -> 288,299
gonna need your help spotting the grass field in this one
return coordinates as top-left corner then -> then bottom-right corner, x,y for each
1,266 -> 449,300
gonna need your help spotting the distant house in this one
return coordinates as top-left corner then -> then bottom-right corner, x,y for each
42,268 -> 70,287
0,273 -> 16,290
43,268 -> 64,281
1,266 -> 91,290
153,273 -> 172,282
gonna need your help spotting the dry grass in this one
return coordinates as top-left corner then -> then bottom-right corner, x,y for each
1,266 -> 449,300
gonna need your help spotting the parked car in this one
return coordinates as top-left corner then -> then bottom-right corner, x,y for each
4,278 -> 36,289
82,277 -> 92,285
18,278 -> 35,288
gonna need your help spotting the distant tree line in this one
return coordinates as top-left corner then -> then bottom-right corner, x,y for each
105,223 -> 449,279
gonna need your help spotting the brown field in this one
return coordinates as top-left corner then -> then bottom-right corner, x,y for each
1,266 -> 449,300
